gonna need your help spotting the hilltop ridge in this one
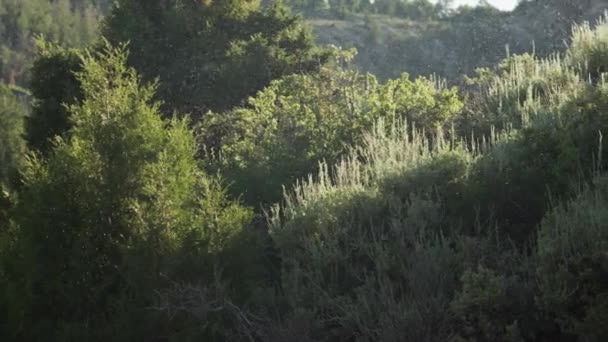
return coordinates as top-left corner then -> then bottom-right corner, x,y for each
307,0 -> 608,80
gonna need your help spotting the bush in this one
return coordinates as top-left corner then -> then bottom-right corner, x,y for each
266,120 -> 472,340
202,58 -> 462,205
536,175 -> 608,341
460,53 -> 584,134
162,19 -> 608,341
566,17 -> 608,80
259,20 -> 608,337
4,42 -> 253,341
5,11 -> 608,342
461,15 -> 608,136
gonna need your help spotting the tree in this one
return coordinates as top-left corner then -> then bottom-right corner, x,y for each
0,83 -> 25,288
536,176 -> 608,341
7,42 -> 252,341
26,41 -> 83,154
0,83 -> 27,188
103,0 -> 333,116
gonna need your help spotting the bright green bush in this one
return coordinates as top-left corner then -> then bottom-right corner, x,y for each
566,17 -> 608,80
461,15 -> 608,136
202,58 -> 462,205
3,8 -> 608,342
263,109 -> 600,340
256,20 -> 608,340
461,53 -> 584,134
4,43 -> 253,341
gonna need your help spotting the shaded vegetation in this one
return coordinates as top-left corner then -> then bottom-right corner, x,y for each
104,0 -> 333,116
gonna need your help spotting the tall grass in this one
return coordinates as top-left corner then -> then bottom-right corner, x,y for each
462,14 -> 608,134
267,119 -> 481,341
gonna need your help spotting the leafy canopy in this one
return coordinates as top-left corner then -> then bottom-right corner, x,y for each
104,0 -> 333,115
0,0 -> 100,86
202,53 -> 462,205
0,84 -> 26,188
8,42 -> 252,340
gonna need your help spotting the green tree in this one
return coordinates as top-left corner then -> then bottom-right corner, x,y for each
0,84 -> 25,301
6,43 -> 252,341
26,41 -> 83,154
0,83 -> 27,188
103,0 -> 332,116
0,0 -> 100,86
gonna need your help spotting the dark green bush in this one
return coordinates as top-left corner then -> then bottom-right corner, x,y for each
536,176 -> 608,341
26,41 -> 83,154
104,0 -> 332,115
0,83 -> 27,188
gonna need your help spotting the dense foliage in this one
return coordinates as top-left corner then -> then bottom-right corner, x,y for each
287,0 -> 448,20
252,19 -> 608,340
104,0 -> 332,115
0,0 -> 101,86
0,83 -> 27,188
1,1 -> 608,341
1,44 -> 254,341
310,0 -> 608,81
201,50 -> 462,204
26,41 -> 83,154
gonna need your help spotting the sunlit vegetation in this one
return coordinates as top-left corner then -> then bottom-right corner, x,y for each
0,1 -> 607,341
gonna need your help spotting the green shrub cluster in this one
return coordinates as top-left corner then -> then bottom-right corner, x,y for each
201,51 -> 462,205
288,0 -> 446,21
251,17 -> 608,340
1,3 -> 608,341
0,43 -> 257,341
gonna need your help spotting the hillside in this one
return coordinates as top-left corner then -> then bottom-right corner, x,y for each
308,0 -> 608,80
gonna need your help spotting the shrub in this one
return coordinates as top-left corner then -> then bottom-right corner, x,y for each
5,42 -> 253,341
267,120 -> 473,340
566,16 -> 608,80
536,175 -> 608,341
202,59 -> 462,205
